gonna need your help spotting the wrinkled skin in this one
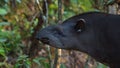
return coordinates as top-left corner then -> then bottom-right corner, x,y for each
36,12 -> 120,68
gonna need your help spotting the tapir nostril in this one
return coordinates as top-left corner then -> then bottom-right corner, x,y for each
40,37 -> 49,44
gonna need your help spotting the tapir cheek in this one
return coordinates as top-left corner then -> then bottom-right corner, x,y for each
58,37 -> 76,48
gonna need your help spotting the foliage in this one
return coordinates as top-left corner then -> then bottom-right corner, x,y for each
0,0 -> 111,68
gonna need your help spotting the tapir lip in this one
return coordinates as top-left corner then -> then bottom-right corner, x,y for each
47,37 -> 65,48
39,37 -> 50,44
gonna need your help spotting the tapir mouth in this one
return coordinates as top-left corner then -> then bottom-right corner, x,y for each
39,36 -> 65,48
40,37 -> 50,44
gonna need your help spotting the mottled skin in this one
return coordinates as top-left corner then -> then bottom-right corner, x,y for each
36,12 -> 120,68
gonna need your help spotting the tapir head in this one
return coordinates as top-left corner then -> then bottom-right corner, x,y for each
36,18 -> 94,51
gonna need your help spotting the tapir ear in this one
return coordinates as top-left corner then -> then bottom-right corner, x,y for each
74,18 -> 86,32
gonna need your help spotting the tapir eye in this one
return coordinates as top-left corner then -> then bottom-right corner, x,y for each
53,26 -> 66,37
53,30 -> 65,37
53,30 -> 62,35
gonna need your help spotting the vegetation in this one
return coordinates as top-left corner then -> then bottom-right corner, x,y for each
0,0 -> 117,68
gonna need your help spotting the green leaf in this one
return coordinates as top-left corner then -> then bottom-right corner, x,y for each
33,58 -> 41,66
49,4 -> 58,10
0,38 -> 7,42
0,48 -> 5,57
107,0 -> 114,5
60,63 -> 66,68
96,63 -> 108,68
16,0 -> 21,3
0,62 -> 4,66
24,60 -> 31,68
14,63 -> 22,68
0,22 -> 10,26
0,8 -> 8,15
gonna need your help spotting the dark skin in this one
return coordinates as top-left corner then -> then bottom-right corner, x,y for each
36,12 -> 120,68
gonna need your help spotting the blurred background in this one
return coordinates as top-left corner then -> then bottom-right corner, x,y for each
0,0 -> 120,68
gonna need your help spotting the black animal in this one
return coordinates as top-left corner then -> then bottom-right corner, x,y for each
36,12 -> 120,68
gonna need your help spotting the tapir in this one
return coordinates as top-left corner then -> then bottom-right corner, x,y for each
36,12 -> 120,68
